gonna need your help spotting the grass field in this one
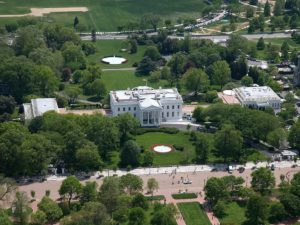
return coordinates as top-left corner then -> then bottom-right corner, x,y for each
135,131 -> 195,166
0,0 -> 208,31
219,201 -> 247,225
172,193 -> 198,199
178,202 -> 211,225
102,70 -> 168,91
87,40 -> 148,69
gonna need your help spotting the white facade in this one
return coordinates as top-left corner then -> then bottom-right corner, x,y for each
110,86 -> 183,126
23,98 -> 59,120
233,86 -> 281,112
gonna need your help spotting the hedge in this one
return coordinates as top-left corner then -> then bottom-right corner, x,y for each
172,193 -> 198,199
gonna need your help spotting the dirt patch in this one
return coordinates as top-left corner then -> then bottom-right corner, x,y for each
0,7 -> 88,17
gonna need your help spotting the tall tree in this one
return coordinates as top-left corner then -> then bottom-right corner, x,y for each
210,60 -> 231,88
281,40 -> 290,60
80,181 -> 98,205
251,168 -> 275,195
128,207 -> 146,225
257,37 -> 265,50
115,113 -> 139,143
73,16 -> 79,29
273,0 -> 285,16
91,29 -> 96,42
183,68 -> 209,97
264,0 -> 271,16
147,178 -> 159,198
214,124 -> 243,162
12,192 -> 31,225
120,140 -> 141,167
195,133 -> 212,163
59,176 -> 82,207
246,194 -> 269,225
38,196 -> 63,223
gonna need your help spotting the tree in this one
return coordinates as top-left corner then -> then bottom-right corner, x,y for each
75,143 -> 101,172
120,174 -> 143,195
89,79 -> 107,99
280,193 -> 300,217
214,124 -> 243,162
268,201 -> 287,223
288,121 -> 300,149
0,210 -> 12,225
0,175 -> 17,202
129,39 -> 138,54
38,196 -> 62,222
132,193 -> 149,210
82,42 -> 96,56
80,181 -> 98,205
213,200 -> 226,218
33,65 -> 59,96
136,56 -> 157,75
204,177 -> 229,204
147,178 -> 159,198
256,37 -> 265,50
183,68 -> 209,97
168,52 -> 187,81
0,95 -> 16,114
128,207 -> 146,225
141,14 -> 161,31
91,29 -> 96,42
246,7 -> 254,18
241,76 -> 253,87
14,25 -> 45,56
120,140 -> 141,167
246,194 -> 269,225
266,128 -> 286,149
143,151 -> 155,166
115,113 -> 139,143
61,202 -> 110,225
151,204 -> 177,225
144,46 -> 161,61
251,168 -> 275,195
281,40 -> 290,60
273,0 -> 285,16
99,177 -> 121,216
290,172 -> 300,198
74,16 -> 79,29
59,176 -> 82,207
264,0 -> 271,16
195,133 -> 212,163
210,60 -> 231,88
31,210 -> 47,225
61,42 -> 86,71
12,192 -> 31,225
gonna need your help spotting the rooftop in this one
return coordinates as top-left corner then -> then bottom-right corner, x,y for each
23,98 -> 59,120
234,86 -> 281,102
110,86 -> 182,103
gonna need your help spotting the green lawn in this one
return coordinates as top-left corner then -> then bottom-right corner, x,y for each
219,201 -> 247,225
135,131 -> 195,166
102,70 -> 168,91
178,202 -> 211,225
0,0 -> 208,31
87,40 -> 147,69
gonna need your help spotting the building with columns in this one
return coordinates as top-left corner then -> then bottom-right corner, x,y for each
110,86 -> 183,126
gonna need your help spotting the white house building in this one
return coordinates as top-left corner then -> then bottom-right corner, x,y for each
233,86 -> 281,112
23,98 -> 59,120
110,86 -> 183,126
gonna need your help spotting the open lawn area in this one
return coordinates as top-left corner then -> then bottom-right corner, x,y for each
86,40 -> 146,69
178,202 -> 211,225
102,70 -> 168,91
135,131 -> 195,166
0,0 -> 208,31
219,201 -> 247,225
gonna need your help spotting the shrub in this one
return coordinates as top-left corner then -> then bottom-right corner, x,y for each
173,144 -> 184,151
135,127 -> 179,135
172,193 -> 197,199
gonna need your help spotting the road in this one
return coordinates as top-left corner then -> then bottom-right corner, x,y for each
80,32 -> 291,41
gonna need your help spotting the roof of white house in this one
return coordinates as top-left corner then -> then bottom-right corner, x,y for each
234,86 -> 281,102
139,98 -> 162,109
247,60 -> 268,70
23,98 -> 59,120
110,86 -> 183,104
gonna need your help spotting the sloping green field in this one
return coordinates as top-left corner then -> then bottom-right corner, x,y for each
0,0 -> 207,31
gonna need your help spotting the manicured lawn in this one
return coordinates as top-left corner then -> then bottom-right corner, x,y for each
0,0 -> 208,31
172,193 -> 197,199
135,132 -> 195,166
178,202 -> 211,225
87,40 -> 147,69
102,70 -> 168,91
219,201 -> 247,225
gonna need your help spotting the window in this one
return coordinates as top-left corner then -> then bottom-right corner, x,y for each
177,112 -> 179,116
172,105 -> 174,109
167,112 -> 169,117
167,105 -> 169,109
128,107 -> 131,111
172,112 -> 174,117
134,107 -> 136,111
118,107 -> 120,111
177,105 -> 180,109
123,107 -> 125,111
134,113 -> 136,117
162,112 -> 164,117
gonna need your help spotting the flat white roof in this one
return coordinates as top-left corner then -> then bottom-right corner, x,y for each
31,98 -> 59,117
234,86 -> 281,102
110,86 -> 183,104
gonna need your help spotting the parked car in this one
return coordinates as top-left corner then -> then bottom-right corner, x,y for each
271,164 -> 275,171
238,167 -> 245,173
